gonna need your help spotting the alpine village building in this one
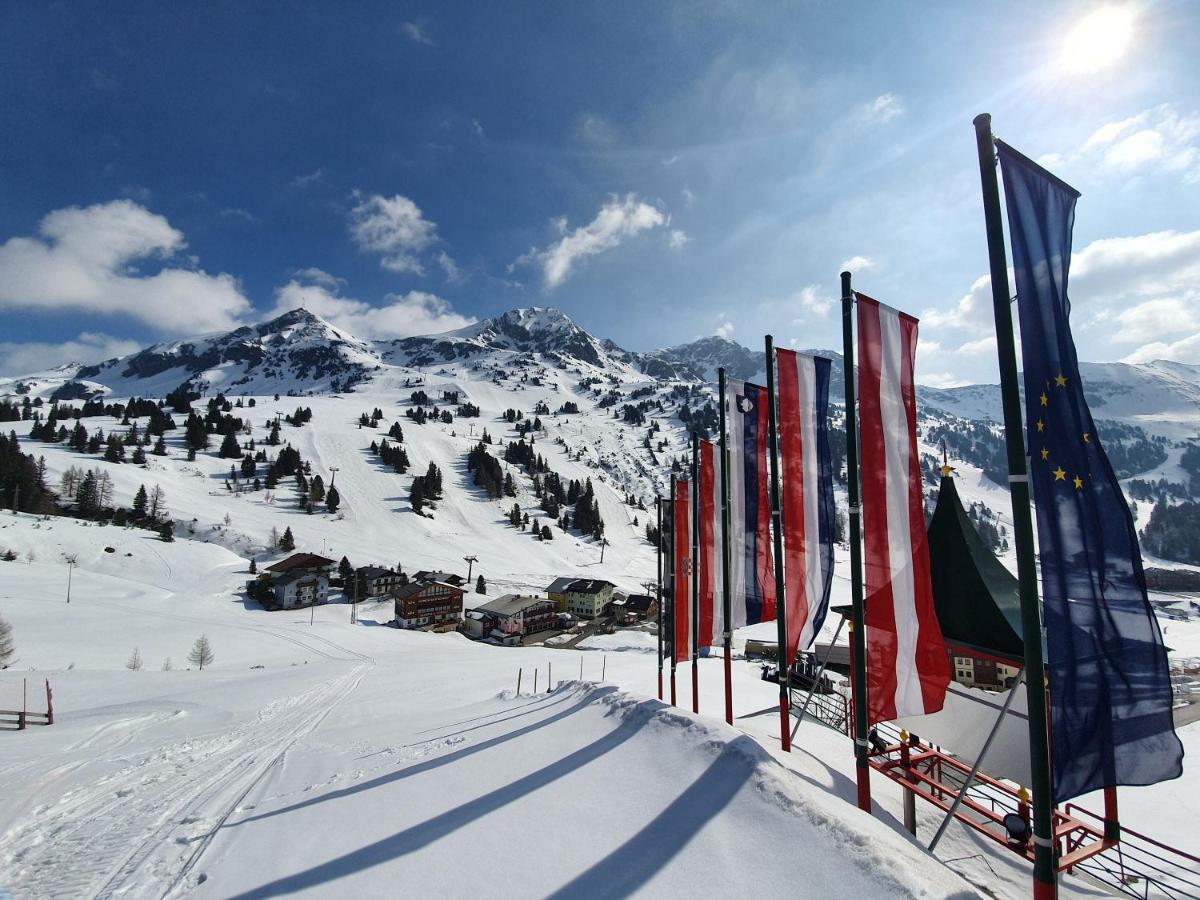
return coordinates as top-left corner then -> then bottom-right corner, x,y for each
393,581 -> 465,629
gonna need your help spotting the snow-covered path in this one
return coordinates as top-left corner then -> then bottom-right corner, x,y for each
0,662 -> 369,899
185,683 -> 975,900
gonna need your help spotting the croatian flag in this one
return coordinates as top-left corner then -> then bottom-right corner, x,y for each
856,294 -> 950,723
724,378 -> 776,629
697,439 -> 723,648
775,349 -> 835,666
672,477 -> 692,664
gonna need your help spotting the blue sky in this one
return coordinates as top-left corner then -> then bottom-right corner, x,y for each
1,1 -> 1198,384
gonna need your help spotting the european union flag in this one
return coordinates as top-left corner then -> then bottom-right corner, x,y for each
998,141 -> 1183,803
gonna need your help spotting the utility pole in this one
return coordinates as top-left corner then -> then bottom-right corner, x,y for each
463,555 -> 478,583
328,467 -> 339,489
64,554 -> 77,604
599,538 -> 609,564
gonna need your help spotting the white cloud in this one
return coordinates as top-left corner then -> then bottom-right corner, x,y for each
0,199 -> 251,334
681,187 -> 696,207
291,168 -> 327,189
669,230 -> 689,250
516,194 -> 667,289
791,285 -> 833,320
714,318 -> 734,339
859,93 -> 903,124
954,335 -> 997,356
928,229 -> 1200,369
400,21 -> 432,45
291,267 -> 344,290
435,250 -> 462,282
0,332 -> 142,376
917,372 -> 970,389
572,113 -> 617,146
1074,105 -> 1200,183
269,274 -> 474,340
838,254 -> 875,273
349,192 -> 439,274
922,273 -> 997,330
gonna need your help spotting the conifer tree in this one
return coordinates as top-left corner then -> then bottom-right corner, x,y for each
132,484 -> 148,518
326,485 -> 340,513
279,526 -> 295,551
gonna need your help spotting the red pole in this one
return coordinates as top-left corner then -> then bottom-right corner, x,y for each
692,661 -> 699,714
45,679 -> 53,725
1103,786 -> 1120,842
723,647 -> 733,725
670,670 -> 676,706
657,669 -> 663,700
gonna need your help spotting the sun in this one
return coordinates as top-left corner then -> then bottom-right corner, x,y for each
1060,5 -> 1137,73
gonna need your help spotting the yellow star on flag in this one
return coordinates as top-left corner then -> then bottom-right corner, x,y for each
1037,420 -> 1045,432
1040,392 -> 1049,406
1083,432 -> 1090,443
1053,467 -> 1067,481
1055,373 -> 1068,387
1041,447 -> 1049,460
1073,475 -> 1084,489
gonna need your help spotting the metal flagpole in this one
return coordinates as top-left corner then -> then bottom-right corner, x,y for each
718,368 -> 735,725
791,615 -> 846,739
928,668 -> 1027,852
656,495 -> 664,701
973,112 -> 1057,900
764,335 -> 791,752
669,484 -> 677,707
841,270 -> 872,812
691,431 -> 701,715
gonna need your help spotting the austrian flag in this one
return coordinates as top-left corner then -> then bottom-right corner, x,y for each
856,294 -> 950,723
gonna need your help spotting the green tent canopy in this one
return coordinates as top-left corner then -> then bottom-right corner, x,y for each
927,471 -> 1024,664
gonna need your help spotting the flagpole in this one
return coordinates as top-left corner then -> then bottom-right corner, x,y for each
691,434 -> 700,715
669,483 -> 677,707
973,112 -> 1057,900
718,368 -> 735,725
841,270 -> 872,812
656,494 -> 664,701
764,335 -> 791,752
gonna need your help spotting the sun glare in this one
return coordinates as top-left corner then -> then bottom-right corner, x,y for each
1061,5 -> 1137,74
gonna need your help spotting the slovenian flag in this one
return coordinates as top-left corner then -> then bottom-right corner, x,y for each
723,378 -> 776,630
856,294 -> 950,723
775,349 -> 835,665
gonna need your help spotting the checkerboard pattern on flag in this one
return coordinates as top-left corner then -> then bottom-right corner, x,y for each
723,378 -> 776,629
776,349 -> 835,666
672,477 -> 692,664
697,439 -> 723,648
856,293 -> 950,723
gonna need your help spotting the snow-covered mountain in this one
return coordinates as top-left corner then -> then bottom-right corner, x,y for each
2,309 -> 383,402
4,304 -> 1200,579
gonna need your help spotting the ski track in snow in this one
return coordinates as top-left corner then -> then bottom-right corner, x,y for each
0,663 -> 370,900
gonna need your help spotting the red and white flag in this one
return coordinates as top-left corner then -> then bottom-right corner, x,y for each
856,293 -> 950,723
672,477 -> 692,664
697,440 -> 723,648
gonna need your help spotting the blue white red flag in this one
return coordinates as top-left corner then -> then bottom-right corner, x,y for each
999,141 -> 1183,802
857,294 -> 951,723
775,349 -> 835,665
723,378 -> 776,630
